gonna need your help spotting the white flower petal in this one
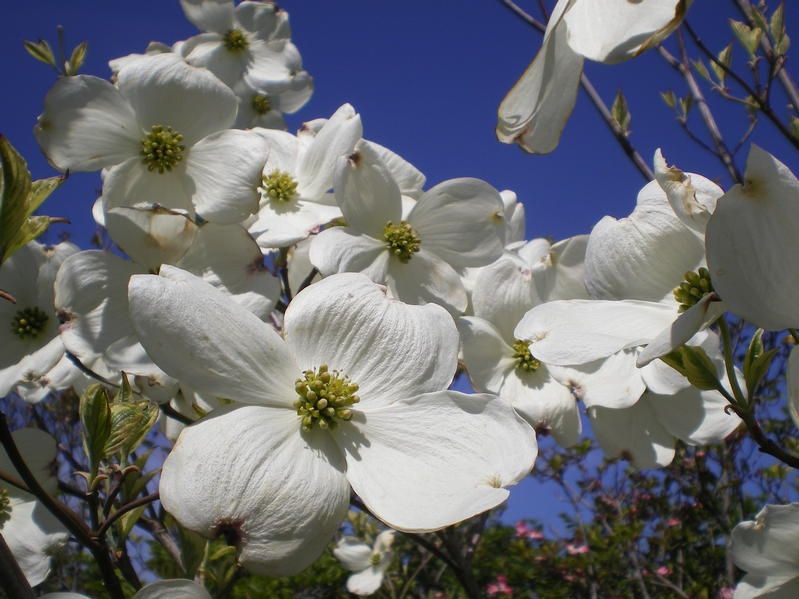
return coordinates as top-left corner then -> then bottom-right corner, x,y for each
35,76 -> 140,171
347,567 -> 386,596
309,227 -> 390,281
362,140 -> 425,199
235,1 -> 291,41
647,384 -> 741,446
333,538 -> 373,572
706,146 -> 799,330
549,349 -> 645,409
180,0 -> 234,33
386,249 -> 468,314
337,391 -> 537,532
102,159 -> 194,216
472,256 -> 538,341
585,180 -> 705,303
458,316 -> 515,394
409,179 -> 505,269
185,129 -> 267,223
589,402 -> 675,469
160,406 -> 350,576
515,299 -> 675,366
653,149 -> 721,234
734,574 -> 799,599
532,235 -> 590,302
563,0 -> 685,63
129,267 -> 296,407
118,54 -> 237,145
730,503 -> 799,578
2,500 -> 68,587
297,104 -> 362,199
284,273 -> 458,407
789,347 -> 799,431
497,12 -> 583,153
334,143 -> 402,238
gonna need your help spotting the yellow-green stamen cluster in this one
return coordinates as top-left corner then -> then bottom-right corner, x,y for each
674,267 -> 714,313
383,221 -> 421,263
261,170 -> 298,204
251,94 -> 272,115
294,365 -> 360,431
11,306 -> 49,340
369,553 -> 382,566
140,125 -> 185,173
223,29 -> 249,52
0,488 -> 10,528
512,339 -> 540,373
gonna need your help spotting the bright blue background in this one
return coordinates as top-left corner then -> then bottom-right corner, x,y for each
2,1 -> 798,527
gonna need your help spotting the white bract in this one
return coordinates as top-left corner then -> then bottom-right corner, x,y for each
497,0 -> 686,153
36,53 -> 268,224
129,269 -> 536,575
729,503 -> 799,598
0,241 -> 78,402
310,141 -> 505,313
333,530 -> 395,596
706,146 -> 799,330
247,104 -> 362,247
41,578 -> 213,599
0,428 -> 68,586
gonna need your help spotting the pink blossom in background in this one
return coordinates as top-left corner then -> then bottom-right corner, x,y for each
655,566 -> 671,576
515,521 -> 544,540
566,544 -> 590,555
666,517 -> 681,527
486,575 -> 513,597
718,588 -> 734,599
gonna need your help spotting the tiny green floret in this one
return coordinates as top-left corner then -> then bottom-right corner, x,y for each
251,94 -> 272,115
383,221 -> 421,263
294,364 -> 360,431
369,552 -> 382,566
223,28 -> 249,52
140,125 -> 185,173
512,339 -> 540,373
674,267 -> 714,313
11,306 -> 49,340
260,170 -> 298,204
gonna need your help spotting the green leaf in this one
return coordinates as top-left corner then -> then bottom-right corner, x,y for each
66,41 -> 88,76
117,505 -> 147,543
104,377 -> 159,457
730,20 -> 762,57
770,4 -> 785,43
660,90 -> 677,109
23,40 -> 56,67
611,90 -> 631,135
711,45 -> 733,86
692,59 -> 712,83
661,346 -> 721,392
80,385 -> 112,479
776,33 -> 791,55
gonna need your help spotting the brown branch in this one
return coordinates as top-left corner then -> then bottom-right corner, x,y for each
0,534 -> 34,599
96,492 -> 159,539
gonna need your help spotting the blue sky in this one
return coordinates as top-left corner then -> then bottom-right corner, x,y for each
2,1 -> 798,526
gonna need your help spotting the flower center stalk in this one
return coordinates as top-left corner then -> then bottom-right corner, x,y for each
512,339 -> 540,373
383,221 -> 421,263
294,364 -> 360,431
140,125 -> 185,173
223,29 -> 249,52
260,170 -> 298,204
10,306 -> 49,340
673,267 -> 714,313
251,94 -> 272,115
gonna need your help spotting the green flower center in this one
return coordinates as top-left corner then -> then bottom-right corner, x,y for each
223,28 -> 249,52
294,365 -> 360,431
140,125 -> 185,173
673,267 -> 714,313
0,488 -> 10,528
251,94 -> 272,115
383,221 -> 421,263
369,552 -> 382,567
260,170 -> 298,204
512,339 -> 540,373
11,306 -> 49,340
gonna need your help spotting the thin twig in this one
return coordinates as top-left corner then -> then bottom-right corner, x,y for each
96,492 -> 160,539
0,534 -> 34,599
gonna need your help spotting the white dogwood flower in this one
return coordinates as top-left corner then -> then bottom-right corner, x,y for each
0,428 -> 68,586
247,104 -> 362,247
706,146 -> 799,330
729,503 -> 799,598
334,530 -> 395,596
35,53 -> 268,224
42,578 -> 212,599
498,0 -> 686,153
0,241 -> 78,401
310,142 -> 505,313
129,270 -> 536,575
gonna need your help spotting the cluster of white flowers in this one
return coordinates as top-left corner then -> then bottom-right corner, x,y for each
1,0 -> 797,596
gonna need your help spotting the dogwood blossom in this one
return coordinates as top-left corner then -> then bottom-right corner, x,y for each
729,503 -> 799,598
497,0 -> 686,153
310,142 -> 505,313
129,269 -> 536,575
706,146 -> 799,330
0,241 -> 78,401
0,428 -> 68,586
36,53 -> 268,224
41,578 -> 212,599
333,530 -> 395,596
